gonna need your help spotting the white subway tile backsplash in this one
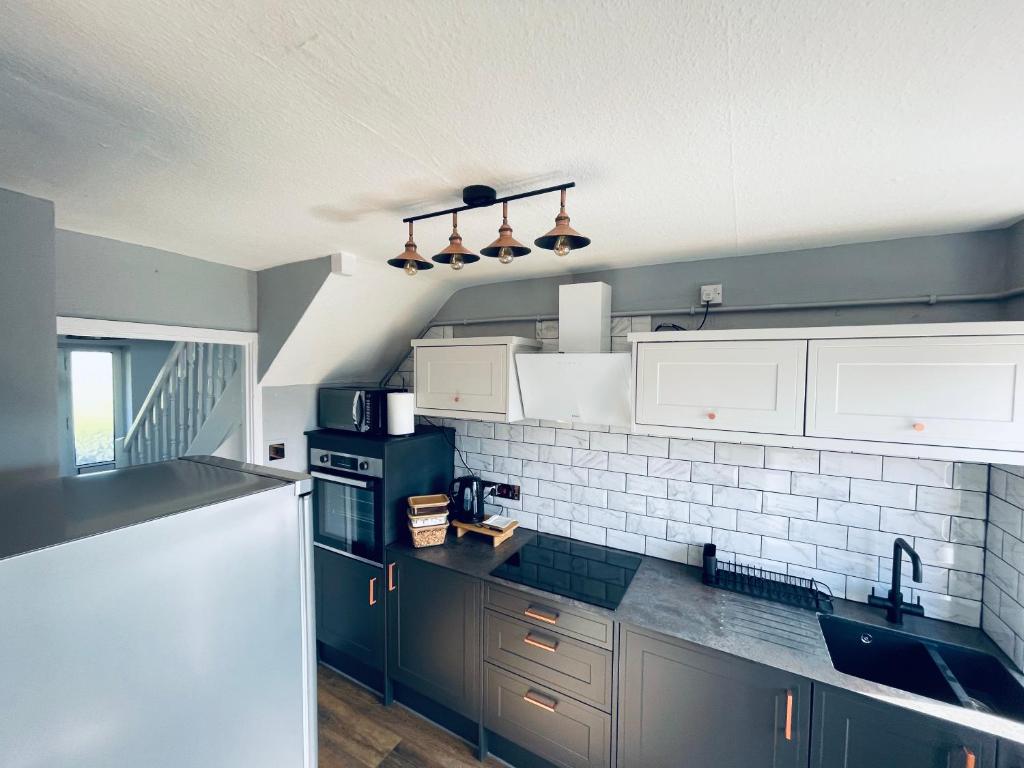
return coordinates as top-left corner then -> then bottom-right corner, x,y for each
647,457 -> 692,481
849,478 -> 916,508
762,537 -> 816,568
817,499 -> 880,530
882,457 -> 954,487
713,486 -> 762,512
627,435 -> 669,457
714,443 -> 765,468
523,426 -> 556,444
627,513 -> 667,538
713,529 -> 762,557
692,462 -> 739,486
819,452 -> 882,480
762,492 -> 818,520
590,432 -> 627,452
607,529 -> 646,554
953,463 -> 989,492
626,474 -> 668,497
690,504 -> 737,530
609,452 -> 648,474
739,466 -> 791,493
538,444 -> 573,465
555,429 -> 590,448
571,521 -> 607,545
879,508 -> 951,541
646,497 -> 690,521
790,519 -> 848,549
667,480 -> 714,505
571,448 -> 608,469
792,473 -> 850,501
590,469 -> 626,492
607,491 -> 647,515
589,508 -> 627,530
737,510 -> 789,537
442,408 -> 999,629
765,447 -> 820,473
669,439 -> 716,462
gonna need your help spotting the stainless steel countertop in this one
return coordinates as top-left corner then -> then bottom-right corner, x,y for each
0,457 -> 307,561
389,530 -> 1024,744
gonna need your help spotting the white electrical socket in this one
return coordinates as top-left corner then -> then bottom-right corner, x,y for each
700,284 -> 723,305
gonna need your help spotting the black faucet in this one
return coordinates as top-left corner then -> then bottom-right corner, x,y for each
868,538 -> 925,625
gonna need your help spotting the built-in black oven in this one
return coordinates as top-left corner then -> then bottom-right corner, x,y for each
310,447 -> 384,564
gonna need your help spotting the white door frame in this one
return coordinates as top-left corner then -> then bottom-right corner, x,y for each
56,317 -> 262,465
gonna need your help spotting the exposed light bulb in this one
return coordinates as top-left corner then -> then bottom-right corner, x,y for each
498,247 -> 514,265
450,253 -> 464,271
553,236 -> 571,257
404,260 -> 418,276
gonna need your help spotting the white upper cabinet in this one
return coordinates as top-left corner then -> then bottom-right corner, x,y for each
806,336 -> 1024,450
635,340 -> 808,435
412,337 -> 540,422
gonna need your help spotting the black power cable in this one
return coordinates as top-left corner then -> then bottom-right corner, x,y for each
655,301 -> 711,332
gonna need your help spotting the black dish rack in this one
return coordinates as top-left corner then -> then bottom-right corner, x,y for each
709,558 -> 834,613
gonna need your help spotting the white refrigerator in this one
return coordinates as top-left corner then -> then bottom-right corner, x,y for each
0,456 -> 317,768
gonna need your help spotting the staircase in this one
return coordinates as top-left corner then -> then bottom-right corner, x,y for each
117,342 -> 242,467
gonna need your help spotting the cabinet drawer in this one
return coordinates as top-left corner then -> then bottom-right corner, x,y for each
484,663 -> 611,768
635,340 -> 807,435
485,584 -> 614,650
415,344 -> 507,414
484,610 -> 613,711
807,336 -> 1024,450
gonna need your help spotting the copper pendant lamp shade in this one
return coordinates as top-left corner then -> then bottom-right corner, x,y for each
432,212 -> 480,270
480,202 -> 531,264
387,222 -> 434,275
534,188 -> 591,256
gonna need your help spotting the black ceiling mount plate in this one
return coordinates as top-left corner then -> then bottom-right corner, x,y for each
462,185 -> 497,207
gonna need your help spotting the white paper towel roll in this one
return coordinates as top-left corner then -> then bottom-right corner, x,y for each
387,392 -> 416,435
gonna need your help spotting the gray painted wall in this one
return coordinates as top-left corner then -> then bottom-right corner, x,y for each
434,228 -> 1018,332
257,256 -> 331,378
55,230 -> 257,331
0,188 -> 58,478
1007,220 -> 1024,321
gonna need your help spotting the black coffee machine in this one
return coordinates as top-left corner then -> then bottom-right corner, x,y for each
450,475 -> 499,524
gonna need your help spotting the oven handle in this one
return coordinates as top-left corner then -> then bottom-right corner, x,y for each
310,471 -> 370,489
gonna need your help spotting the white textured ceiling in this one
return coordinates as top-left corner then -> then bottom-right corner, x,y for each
2,0 -> 1023,281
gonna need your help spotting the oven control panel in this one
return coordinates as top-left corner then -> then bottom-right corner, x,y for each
309,449 -> 383,478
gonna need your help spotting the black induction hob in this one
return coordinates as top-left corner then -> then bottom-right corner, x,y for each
490,532 -> 642,611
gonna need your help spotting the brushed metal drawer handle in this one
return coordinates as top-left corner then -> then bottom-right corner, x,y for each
523,690 -> 558,713
524,605 -> 559,625
369,577 -> 377,606
523,633 -> 559,653
962,746 -> 976,768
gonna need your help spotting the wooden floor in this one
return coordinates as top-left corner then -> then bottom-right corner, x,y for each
317,665 -> 504,768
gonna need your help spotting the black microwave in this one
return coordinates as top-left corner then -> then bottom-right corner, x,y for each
318,387 -> 398,434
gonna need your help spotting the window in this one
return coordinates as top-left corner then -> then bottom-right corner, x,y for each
70,350 -> 115,467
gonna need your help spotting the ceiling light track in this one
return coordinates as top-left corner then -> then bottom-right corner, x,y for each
390,182 -> 590,275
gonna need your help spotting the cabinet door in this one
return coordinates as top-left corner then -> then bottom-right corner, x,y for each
807,336 -> 1024,449
314,545 -> 383,671
617,627 -> 809,768
813,686 -> 995,768
415,344 -> 508,414
999,739 -> 1024,767
387,553 -> 481,720
635,340 -> 807,435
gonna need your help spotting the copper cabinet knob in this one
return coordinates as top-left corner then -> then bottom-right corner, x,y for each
707,412 -> 717,420
912,422 -> 925,432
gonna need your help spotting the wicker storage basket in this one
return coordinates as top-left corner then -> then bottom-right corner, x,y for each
408,521 -> 448,548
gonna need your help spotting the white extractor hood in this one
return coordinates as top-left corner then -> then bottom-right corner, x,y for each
515,282 -> 632,427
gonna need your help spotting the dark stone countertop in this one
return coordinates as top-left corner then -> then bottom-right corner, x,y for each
388,529 -> 1024,744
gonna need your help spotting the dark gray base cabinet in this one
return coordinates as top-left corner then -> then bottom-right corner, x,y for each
314,546 -> 384,674
1001,740 -> 1024,768
812,686 -> 996,768
387,551 -> 481,721
617,627 -> 810,768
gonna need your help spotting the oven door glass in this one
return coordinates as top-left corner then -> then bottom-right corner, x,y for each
312,471 -> 380,563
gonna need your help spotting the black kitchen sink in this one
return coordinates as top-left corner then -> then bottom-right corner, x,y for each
819,615 -> 1024,721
